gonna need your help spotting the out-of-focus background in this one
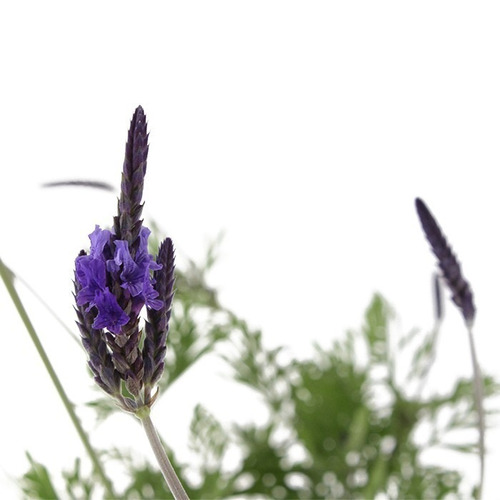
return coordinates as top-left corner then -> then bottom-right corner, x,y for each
1,1 -> 500,497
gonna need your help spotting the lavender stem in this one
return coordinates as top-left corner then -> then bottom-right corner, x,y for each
466,325 -> 485,500
139,411 -> 190,500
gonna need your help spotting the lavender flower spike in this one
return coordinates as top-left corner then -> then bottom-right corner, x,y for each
144,237 -> 175,405
415,197 -> 476,326
74,106 -> 189,500
415,197 -> 485,498
74,106 -> 174,406
113,105 -> 149,254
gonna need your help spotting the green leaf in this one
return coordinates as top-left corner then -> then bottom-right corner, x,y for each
62,458 -> 94,500
20,453 -> 59,500
189,404 -> 228,468
362,293 -> 392,365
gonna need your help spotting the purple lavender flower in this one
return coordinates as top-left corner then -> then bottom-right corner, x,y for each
75,257 -> 107,308
92,289 -> 130,334
415,197 -> 475,325
108,227 -> 162,303
72,107 -> 188,500
76,207 -> 166,336
76,227 -> 113,318
74,106 -> 175,407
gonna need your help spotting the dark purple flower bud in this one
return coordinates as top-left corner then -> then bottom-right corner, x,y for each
74,279 -> 123,401
113,106 -> 148,253
415,197 -> 476,325
144,237 -> 175,403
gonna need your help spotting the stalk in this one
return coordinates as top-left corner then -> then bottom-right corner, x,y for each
138,409 -> 189,500
0,258 -> 116,499
466,323 -> 485,500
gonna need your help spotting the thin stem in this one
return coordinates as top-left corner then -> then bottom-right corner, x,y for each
140,411 -> 190,500
0,258 -> 116,499
415,321 -> 442,398
16,271 -> 80,345
466,323 -> 485,500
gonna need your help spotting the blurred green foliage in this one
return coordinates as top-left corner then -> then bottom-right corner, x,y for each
19,235 -> 497,499
21,453 -> 58,499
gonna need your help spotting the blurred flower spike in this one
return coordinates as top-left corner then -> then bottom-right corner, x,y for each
415,197 -> 475,326
74,106 -> 175,412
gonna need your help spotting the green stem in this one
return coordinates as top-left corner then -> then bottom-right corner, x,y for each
466,323 -> 485,500
139,410 -> 189,500
0,258 -> 116,499
16,271 -> 80,345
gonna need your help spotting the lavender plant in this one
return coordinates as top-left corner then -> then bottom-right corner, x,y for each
74,106 -> 187,499
15,286 -> 495,499
415,197 -> 485,499
2,110 -> 496,499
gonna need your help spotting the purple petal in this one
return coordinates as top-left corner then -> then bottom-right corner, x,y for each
109,240 -> 147,296
143,279 -> 163,310
137,228 -> 162,271
76,258 -> 107,306
89,226 -> 112,260
92,288 -> 129,334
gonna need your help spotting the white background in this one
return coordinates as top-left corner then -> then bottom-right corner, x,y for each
1,1 -> 500,498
